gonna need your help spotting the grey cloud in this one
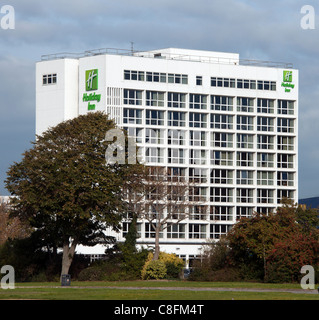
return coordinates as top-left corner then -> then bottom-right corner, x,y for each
0,0 -> 318,198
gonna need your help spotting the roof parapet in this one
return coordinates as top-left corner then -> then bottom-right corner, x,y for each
41,47 -> 293,69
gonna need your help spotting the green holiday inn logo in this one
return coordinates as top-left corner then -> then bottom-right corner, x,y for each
86,69 -> 98,91
283,70 -> 292,82
84,69 -> 100,110
281,70 -> 295,93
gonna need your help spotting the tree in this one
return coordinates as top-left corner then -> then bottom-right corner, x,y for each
124,166 -> 192,260
5,112 -> 141,277
227,199 -> 319,281
0,202 -> 31,244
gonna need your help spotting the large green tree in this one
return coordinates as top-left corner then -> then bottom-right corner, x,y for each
6,111 -> 141,276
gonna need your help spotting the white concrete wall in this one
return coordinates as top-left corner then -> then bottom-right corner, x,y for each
36,59 -> 79,135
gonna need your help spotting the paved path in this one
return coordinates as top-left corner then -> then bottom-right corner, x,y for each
16,285 -> 318,295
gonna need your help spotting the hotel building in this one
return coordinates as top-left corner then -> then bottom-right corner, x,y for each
36,48 -> 298,263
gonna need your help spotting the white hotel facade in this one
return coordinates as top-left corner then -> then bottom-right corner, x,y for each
36,48 -> 298,263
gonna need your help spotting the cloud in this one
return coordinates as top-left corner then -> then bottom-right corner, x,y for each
0,0 -> 318,198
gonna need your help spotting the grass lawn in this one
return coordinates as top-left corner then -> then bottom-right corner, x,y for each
0,281 -> 317,300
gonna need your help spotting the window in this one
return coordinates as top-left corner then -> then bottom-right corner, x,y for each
189,224 -> 206,239
257,117 -> 274,132
257,189 -> 274,204
123,108 -> 143,124
249,80 -> 256,89
146,91 -> 165,107
210,114 -> 233,129
237,115 -> 254,130
145,223 -> 163,238
190,149 -> 207,165
167,167 -> 186,183
189,168 -> 207,183
168,92 -> 186,108
190,131 -> 206,146
278,136 -> 294,151
168,129 -> 186,145
145,147 -> 164,163
277,154 -> 294,168
167,224 -> 186,239
211,96 -> 233,111
146,110 -> 164,126
190,94 -> 207,109
278,100 -> 294,115
257,135 -> 274,150
124,70 -> 145,81
124,70 -> 131,80
122,222 -> 141,238
168,148 -> 185,164
236,152 -> 254,167
146,72 -> 159,82
236,207 -> 253,220
210,224 -> 232,239
211,77 -> 275,91
189,187 -> 207,202
257,207 -> 275,214
190,112 -> 207,128
237,97 -> 254,112
210,206 -> 233,221
189,205 -> 207,220
196,76 -> 202,85
168,111 -> 186,127
257,153 -> 274,168
124,127 -> 143,143
210,187 -> 233,202
237,170 -> 254,185
211,77 -> 235,88
145,128 -> 164,144
278,118 -> 294,133
237,188 -> 254,203
237,79 -> 257,89
211,169 -> 233,184
277,172 -> 294,186
277,190 -> 295,203
211,132 -> 233,148
124,89 -> 142,105
237,134 -> 254,149
124,70 -> 187,84
211,151 -> 233,166
257,171 -> 274,185
43,73 -> 57,85
168,73 -> 188,84
257,80 -> 276,91
257,98 -> 274,114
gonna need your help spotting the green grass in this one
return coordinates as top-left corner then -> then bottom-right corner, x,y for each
0,281 -> 317,300
15,280 -> 306,289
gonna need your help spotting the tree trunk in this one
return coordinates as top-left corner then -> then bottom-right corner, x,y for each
61,240 -> 77,277
153,226 -> 161,260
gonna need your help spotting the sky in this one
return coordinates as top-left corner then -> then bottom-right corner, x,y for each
0,0 -> 318,199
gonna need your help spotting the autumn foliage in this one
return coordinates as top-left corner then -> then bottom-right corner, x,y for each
191,199 -> 319,283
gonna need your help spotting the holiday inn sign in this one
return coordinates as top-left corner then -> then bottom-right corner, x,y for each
83,69 -> 101,110
281,70 -> 295,93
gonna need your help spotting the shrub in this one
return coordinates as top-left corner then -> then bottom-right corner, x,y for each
141,252 -> 184,280
78,266 -> 106,281
144,260 -> 167,280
